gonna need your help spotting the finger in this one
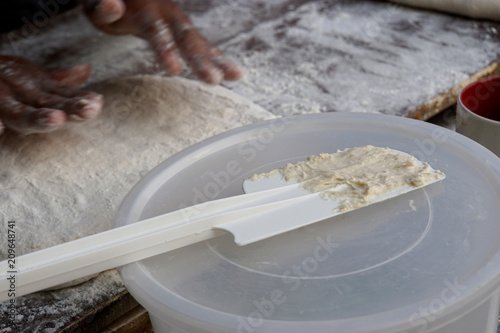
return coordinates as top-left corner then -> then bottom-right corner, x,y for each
29,90 -> 103,121
211,49 -> 244,81
137,10 -> 184,75
0,59 -> 79,135
172,23 -> 224,84
190,56 -> 224,85
70,91 -> 104,120
83,0 -> 126,26
48,63 -> 92,89
43,70 -> 94,99
0,98 -> 66,134
163,3 -> 240,84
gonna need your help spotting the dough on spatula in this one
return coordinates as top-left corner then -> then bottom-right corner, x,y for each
0,75 -> 274,287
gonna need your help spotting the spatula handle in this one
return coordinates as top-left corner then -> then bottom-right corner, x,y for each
0,182 -> 307,301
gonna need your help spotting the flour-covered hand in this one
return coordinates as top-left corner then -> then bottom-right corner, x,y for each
0,56 -> 103,136
83,0 -> 243,84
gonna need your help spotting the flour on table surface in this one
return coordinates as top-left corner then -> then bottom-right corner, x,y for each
0,270 -> 124,333
0,75 -> 273,257
1,1 -> 499,121
0,75 -> 274,331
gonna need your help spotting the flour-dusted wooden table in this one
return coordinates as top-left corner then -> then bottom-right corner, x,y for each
211,0 -> 500,119
0,1 -> 499,332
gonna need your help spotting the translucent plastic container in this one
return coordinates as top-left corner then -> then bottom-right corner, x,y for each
114,113 -> 500,333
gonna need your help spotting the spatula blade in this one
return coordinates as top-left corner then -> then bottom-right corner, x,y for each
242,173 -> 293,193
217,172 -> 443,246
215,191 -> 340,245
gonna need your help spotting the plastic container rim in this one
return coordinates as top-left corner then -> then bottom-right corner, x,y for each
114,112 -> 500,333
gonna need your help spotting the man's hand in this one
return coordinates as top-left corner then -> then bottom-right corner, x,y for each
0,56 -> 103,135
0,1 -> 241,136
83,0 -> 243,85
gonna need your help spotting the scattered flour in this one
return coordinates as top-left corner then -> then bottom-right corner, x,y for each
219,1 -> 500,117
0,75 -> 274,331
1,2 -> 499,119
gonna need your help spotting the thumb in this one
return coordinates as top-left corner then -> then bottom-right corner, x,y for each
82,0 -> 126,26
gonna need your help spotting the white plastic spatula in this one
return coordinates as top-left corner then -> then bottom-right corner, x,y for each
0,161 -> 444,302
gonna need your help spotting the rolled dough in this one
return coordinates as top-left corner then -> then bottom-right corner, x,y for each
0,75 -> 274,280
390,0 -> 500,21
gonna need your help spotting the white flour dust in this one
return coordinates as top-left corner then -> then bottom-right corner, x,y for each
0,75 -> 274,331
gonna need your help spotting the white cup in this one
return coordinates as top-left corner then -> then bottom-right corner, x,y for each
456,76 -> 500,157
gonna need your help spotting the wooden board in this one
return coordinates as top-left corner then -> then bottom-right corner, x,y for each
194,0 -> 500,118
1,0 -> 499,120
